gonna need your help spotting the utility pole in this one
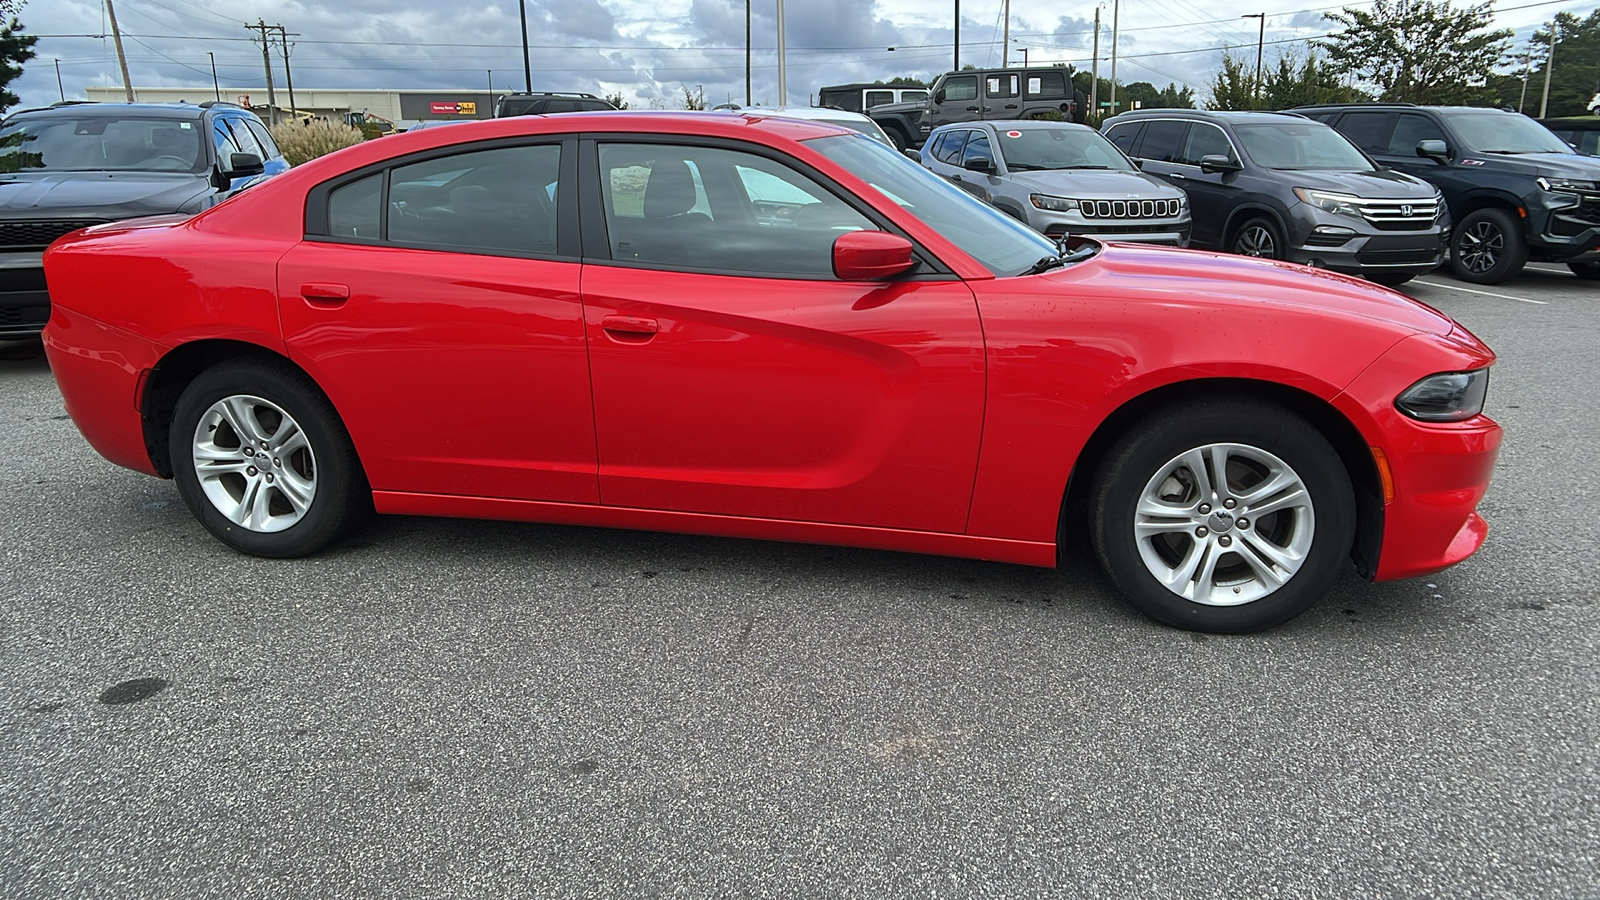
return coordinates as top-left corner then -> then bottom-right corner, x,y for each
954,0 -> 960,71
275,26 -> 298,119
55,58 -> 65,101
246,21 -> 279,125
1090,7 -> 1100,119
1539,21 -> 1557,119
1109,0 -> 1119,116
745,0 -> 751,106
208,51 -> 220,101
1002,0 -> 1010,68
776,0 -> 788,105
1519,40 -> 1532,112
104,0 -> 135,101
518,0 -> 532,93
1242,13 -> 1266,105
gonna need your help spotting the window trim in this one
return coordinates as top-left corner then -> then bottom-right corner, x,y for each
303,135 -> 581,261
1122,117 -> 1245,170
577,132 -> 956,281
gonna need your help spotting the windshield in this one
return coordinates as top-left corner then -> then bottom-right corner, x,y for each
810,133 -> 1056,277
995,126 -> 1136,172
1445,112 -> 1572,155
1233,121 -> 1375,170
0,115 -> 207,174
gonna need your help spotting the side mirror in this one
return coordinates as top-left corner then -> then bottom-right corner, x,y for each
1199,154 -> 1241,174
902,148 -> 922,162
963,155 -> 996,174
1416,140 -> 1450,164
833,231 -> 915,281
933,89 -> 947,104
225,152 -> 265,177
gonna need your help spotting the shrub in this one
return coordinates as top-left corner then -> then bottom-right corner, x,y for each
268,119 -> 365,166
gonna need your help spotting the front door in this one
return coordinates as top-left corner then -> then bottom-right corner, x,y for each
581,139 -> 986,533
279,138 -> 599,504
930,74 -> 982,128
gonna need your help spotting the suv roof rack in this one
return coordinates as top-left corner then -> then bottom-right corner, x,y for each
197,100 -> 245,109
50,100 -> 98,107
498,91 -> 601,100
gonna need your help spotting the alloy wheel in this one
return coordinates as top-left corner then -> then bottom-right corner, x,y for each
191,394 -> 317,533
1235,225 -> 1276,258
1457,220 -> 1503,274
1132,442 -> 1315,606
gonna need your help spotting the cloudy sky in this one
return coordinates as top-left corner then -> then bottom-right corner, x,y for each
12,0 -> 1595,116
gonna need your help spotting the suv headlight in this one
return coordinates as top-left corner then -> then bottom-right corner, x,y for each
1396,369 -> 1490,422
1294,187 -> 1363,217
1536,177 -> 1598,194
1030,194 -> 1078,212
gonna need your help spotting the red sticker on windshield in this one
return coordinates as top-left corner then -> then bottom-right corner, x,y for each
1006,130 -> 1023,138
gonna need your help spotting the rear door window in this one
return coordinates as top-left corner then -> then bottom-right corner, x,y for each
327,173 -> 382,239
1135,120 -> 1189,163
934,130 -> 969,164
1104,122 -> 1144,155
985,74 -> 1019,99
384,144 -> 563,255
1334,112 -> 1399,156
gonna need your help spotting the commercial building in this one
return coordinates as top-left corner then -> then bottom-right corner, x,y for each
83,87 -> 497,127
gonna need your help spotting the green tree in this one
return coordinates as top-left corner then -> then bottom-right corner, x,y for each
1207,49 -> 1259,110
883,76 -> 927,87
0,15 -> 38,114
1263,49 -> 1370,109
1318,0 -> 1511,105
679,85 -> 706,110
1490,10 -> 1600,116
604,92 -> 630,110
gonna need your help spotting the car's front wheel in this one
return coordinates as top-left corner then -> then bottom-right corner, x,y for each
1231,217 -> 1285,260
1090,400 -> 1356,633
1450,208 -> 1527,284
170,357 -> 368,557
884,129 -> 907,152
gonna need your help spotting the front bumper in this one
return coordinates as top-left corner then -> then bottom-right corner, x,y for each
1526,202 -> 1600,261
1027,209 -> 1192,247
1285,206 -> 1446,277
0,252 -> 49,339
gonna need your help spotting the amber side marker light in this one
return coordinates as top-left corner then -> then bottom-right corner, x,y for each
1371,447 -> 1396,503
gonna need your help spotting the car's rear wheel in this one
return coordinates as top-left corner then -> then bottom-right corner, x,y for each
1567,261 -> 1600,280
1450,208 -> 1527,284
885,129 -> 907,152
1231,217 -> 1284,260
1090,400 -> 1356,633
170,357 -> 368,557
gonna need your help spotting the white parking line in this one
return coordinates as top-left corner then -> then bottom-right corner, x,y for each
1413,279 -> 1548,305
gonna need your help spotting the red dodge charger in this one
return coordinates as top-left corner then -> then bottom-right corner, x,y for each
42,112 -> 1501,632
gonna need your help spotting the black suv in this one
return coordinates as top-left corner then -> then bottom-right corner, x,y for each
0,101 -> 287,338
494,92 -> 616,118
1298,103 -> 1600,283
1103,110 -> 1445,284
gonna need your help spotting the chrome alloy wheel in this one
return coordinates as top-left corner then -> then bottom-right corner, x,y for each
1456,220 -> 1504,273
191,395 -> 317,533
1235,224 -> 1277,258
1133,443 -> 1315,606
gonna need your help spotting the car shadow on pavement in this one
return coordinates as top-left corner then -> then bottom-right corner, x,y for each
0,339 -> 46,364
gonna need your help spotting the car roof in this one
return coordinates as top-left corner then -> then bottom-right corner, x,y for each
1108,109 -> 1308,125
8,101 -> 211,120
1293,103 -> 1519,115
736,106 -> 874,124
935,119 -> 1093,132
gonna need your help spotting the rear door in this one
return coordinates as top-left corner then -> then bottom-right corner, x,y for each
953,130 -> 997,203
983,72 -> 1021,120
278,137 -> 599,504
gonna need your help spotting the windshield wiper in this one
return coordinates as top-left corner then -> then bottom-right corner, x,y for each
1022,242 -> 1097,275
1007,163 -> 1048,170
1061,165 -> 1112,170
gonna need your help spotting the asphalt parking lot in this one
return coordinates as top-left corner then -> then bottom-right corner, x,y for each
2,266 -> 1596,899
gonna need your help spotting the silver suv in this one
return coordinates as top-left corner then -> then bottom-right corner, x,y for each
920,120 -> 1190,245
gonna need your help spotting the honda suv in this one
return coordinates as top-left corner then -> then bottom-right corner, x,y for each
1103,110 -> 1445,285
0,100 -> 288,339
1297,103 -> 1600,283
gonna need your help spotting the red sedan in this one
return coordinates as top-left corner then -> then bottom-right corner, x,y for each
42,112 -> 1501,633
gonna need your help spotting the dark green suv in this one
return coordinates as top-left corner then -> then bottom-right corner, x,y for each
1297,103 -> 1600,284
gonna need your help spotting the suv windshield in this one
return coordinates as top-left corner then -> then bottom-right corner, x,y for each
1233,121 -> 1374,170
995,126 -> 1135,172
0,115 -> 206,174
809,133 -> 1056,277
1444,112 -> 1572,155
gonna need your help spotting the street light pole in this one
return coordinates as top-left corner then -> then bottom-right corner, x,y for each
518,0 -> 532,94
1242,13 -> 1265,105
745,0 -> 751,107
1002,0 -> 1010,68
776,0 -> 787,105
208,51 -> 220,101
954,0 -> 960,71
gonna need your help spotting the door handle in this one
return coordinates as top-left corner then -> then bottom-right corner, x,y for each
300,282 -> 349,305
966,105 -> 980,112
601,314 -> 660,340
952,174 -> 964,182
1004,103 -> 1018,109
1166,172 -> 1187,180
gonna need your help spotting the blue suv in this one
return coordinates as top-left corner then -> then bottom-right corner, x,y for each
0,101 -> 290,338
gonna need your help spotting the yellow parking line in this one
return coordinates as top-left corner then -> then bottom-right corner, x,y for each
1413,279 -> 1548,305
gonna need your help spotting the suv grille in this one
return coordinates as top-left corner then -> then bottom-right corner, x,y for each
0,219 -> 110,249
1354,199 -> 1438,231
1078,198 -> 1183,219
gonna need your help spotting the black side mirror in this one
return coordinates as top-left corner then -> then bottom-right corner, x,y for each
934,89 -> 947,104
963,155 -> 995,175
1416,140 -> 1450,164
226,152 -> 265,177
902,148 -> 922,162
1198,154 -> 1241,174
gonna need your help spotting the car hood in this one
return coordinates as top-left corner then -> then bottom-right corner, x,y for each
1282,167 -> 1436,198
0,172 -> 213,220
1524,152 -> 1600,179
1049,242 -> 1454,336
1004,169 -> 1181,199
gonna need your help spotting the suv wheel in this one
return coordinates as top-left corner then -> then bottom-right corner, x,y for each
884,129 -> 907,152
1450,208 -> 1527,284
1232,217 -> 1284,260
1567,261 -> 1600,281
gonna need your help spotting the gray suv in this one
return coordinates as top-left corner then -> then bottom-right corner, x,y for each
1103,110 -> 1446,285
921,120 -> 1189,245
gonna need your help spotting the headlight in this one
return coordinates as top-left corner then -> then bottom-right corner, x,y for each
1395,369 -> 1490,422
1294,187 -> 1364,217
1536,177 -> 1598,193
1030,194 -> 1078,212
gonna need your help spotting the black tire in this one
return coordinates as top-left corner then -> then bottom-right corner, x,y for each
1368,272 -> 1415,287
1089,399 -> 1356,633
1450,208 -> 1527,284
885,128 -> 908,152
1567,261 -> 1600,280
170,357 -> 369,557
1231,216 -> 1286,260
